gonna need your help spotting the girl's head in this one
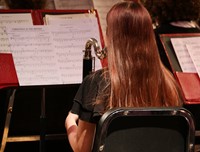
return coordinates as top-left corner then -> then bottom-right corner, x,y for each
102,1 -> 182,108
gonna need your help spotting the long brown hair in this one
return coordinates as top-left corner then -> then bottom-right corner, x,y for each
99,1 -> 183,109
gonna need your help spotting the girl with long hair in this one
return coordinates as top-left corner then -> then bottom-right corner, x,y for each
65,1 -> 183,152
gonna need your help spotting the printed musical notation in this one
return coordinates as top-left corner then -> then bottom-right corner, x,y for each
45,13 -> 102,84
0,13 -> 33,53
171,37 -> 200,74
186,44 -> 200,78
3,12 -> 103,86
6,26 -> 62,86
0,13 -> 33,26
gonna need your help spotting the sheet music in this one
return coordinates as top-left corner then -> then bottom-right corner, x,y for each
171,37 -> 200,72
44,13 -> 94,25
0,13 -> 33,26
0,27 -> 10,53
4,13 -> 103,86
0,13 -> 33,53
186,44 -> 200,78
45,13 -> 102,84
54,0 -> 94,10
93,0 -> 123,39
6,26 -> 62,86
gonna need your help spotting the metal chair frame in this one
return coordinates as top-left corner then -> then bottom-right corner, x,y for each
92,107 -> 195,152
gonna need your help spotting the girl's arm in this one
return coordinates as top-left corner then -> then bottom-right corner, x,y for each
65,112 -> 96,152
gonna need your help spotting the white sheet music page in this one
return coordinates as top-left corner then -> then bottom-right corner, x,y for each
45,13 -> 102,84
93,0 -> 123,39
0,27 -> 10,53
6,25 -> 62,86
0,13 -> 33,53
186,44 -> 200,78
44,13 -> 92,25
54,0 -> 94,10
170,37 -> 200,72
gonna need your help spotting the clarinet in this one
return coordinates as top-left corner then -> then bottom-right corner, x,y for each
82,38 -> 107,79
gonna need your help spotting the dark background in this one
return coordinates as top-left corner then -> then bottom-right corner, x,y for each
0,85 -> 79,152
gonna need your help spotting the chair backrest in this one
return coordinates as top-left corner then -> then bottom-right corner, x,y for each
92,107 -> 195,152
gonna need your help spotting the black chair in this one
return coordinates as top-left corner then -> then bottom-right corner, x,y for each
92,107 -> 195,152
